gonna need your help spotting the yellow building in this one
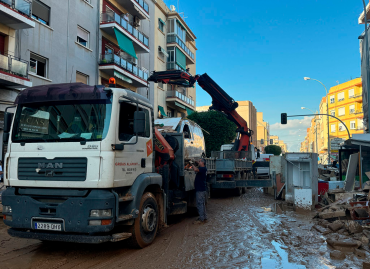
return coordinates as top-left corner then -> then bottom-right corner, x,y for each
256,112 -> 270,153
197,101 -> 257,145
154,1 -> 197,118
328,78 -> 364,148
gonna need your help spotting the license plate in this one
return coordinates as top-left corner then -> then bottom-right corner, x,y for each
34,222 -> 62,231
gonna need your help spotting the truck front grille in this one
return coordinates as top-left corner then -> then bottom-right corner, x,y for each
18,158 -> 88,181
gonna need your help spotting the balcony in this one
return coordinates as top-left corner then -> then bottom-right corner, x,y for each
0,0 -> 35,29
0,53 -> 31,87
99,54 -> 148,87
114,0 -> 149,20
100,11 -> 149,54
167,34 -> 195,64
166,90 -> 195,109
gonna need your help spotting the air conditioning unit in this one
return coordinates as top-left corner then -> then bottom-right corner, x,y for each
350,109 -> 355,114
170,5 -> 176,11
133,16 -> 140,27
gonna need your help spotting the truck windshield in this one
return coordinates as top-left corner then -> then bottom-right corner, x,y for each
12,100 -> 112,143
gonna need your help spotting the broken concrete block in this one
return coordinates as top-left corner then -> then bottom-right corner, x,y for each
354,248 -> 367,259
319,219 -> 330,228
328,220 -> 344,232
346,221 -> 363,234
364,261 -> 370,269
361,235 -> 369,245
363,230 -> 370,239
326,238 -> 362,252
319,210 -> 346,219
313,225 -> 332,235
330,250 -> 346,260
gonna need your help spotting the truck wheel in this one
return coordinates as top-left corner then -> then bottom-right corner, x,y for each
129,192 -> 159,248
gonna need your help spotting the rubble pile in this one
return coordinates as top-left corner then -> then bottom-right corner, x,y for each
318,165 -> 340,181
312,195 -> 370,264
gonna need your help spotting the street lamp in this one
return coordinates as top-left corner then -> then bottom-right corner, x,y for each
304,77 -> 330,164
301,107 -> 318,154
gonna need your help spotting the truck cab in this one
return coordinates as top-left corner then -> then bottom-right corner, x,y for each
1,83 -> 200,248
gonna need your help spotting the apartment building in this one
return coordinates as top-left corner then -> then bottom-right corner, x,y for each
270,135 -> 287,154
328,78 -> 364,139
154,0 -> 197,119
256,112 -> 269,152
0,0 -> 35,153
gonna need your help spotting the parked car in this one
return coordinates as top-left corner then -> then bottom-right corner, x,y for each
253,153 -> 274,177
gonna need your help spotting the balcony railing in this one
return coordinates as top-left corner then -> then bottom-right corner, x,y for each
166,90 -> 194,107
133,0 -> 149,14
167,62 -> 185,71
101,11 -> 149,48
99,53 -> 148,81
0,53 -> 29,78
167,34 -> 194,60
0,0 -> 32,17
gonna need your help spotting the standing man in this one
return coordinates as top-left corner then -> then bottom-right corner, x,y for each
191,158 -> 207,224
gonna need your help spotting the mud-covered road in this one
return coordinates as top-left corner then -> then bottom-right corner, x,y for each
0,189 -> 365,268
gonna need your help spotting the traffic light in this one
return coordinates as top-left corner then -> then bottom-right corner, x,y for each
281,113 -> 287,124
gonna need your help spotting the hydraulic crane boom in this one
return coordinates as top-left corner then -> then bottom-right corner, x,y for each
148,70 -> 252,152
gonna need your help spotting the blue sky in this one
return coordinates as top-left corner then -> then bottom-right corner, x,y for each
164,0 -> 364,151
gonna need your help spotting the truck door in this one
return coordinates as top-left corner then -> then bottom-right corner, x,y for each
114,101 -> 153,186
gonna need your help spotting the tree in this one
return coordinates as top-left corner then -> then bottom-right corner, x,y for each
188,111 -> 236,157
265,145 -> 282,156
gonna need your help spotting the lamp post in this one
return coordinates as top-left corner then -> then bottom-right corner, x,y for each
301,107 -> 318,154
304,77 -> 330,164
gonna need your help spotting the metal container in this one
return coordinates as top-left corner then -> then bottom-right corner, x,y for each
284,153 -> 318,206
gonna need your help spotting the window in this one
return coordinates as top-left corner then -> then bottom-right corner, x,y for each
118,103 -> 150,141
76,71 -> 89,84
338,123 -> 345,131
350,121 -> 356,130
158,19 -> 164,32
167,47 -> 175,62
32,0 -> 50,25
349,105 -> 355,114
330,110 -> 335,116
168,19 -> 175,33
331,124 -> 336,133
338,92 -> 344,101
349,88 -> 354,98
77,26 -> 89,48
30,52 -> 47,77
330,95 -> 335,104
338,107 -> 345,116
358,119 -> 364,130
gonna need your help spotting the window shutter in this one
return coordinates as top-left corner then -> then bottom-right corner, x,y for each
32,0 -> 50,23
77,27 -> 89,41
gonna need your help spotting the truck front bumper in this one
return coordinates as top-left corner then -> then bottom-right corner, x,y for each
7,228 -> 131,244
2,187 -> 116,234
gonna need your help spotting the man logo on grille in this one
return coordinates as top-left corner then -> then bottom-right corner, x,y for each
38,163 -> 63,169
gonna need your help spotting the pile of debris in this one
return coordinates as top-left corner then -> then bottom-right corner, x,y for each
318,165 -> 339,181
312,194 -> 370,263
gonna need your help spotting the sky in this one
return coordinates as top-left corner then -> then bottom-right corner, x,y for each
164,0 -> 364,152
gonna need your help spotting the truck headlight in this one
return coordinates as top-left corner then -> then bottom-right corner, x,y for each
90,209 -> 112,217
3,206 -> 12,213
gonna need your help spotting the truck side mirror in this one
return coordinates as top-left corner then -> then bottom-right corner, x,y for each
4,112 -> 13,133
134,111 -> 146,134
281,113 -> 287,124
257,149 -> 261,159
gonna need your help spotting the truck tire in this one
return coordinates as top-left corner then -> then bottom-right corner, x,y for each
129,192 -> 159,248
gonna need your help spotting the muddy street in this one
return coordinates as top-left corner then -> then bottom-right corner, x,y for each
0,189 -> 364,269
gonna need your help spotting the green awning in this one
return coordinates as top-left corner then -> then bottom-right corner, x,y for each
175,102 -> 186,109
114,71 -> 132,84
186,107 -> 194,116
176,48 -> 186,70
177,19 -> 187,32
159,18 -> 166,25
158,106 -> 168,118
114,28 -> 137,59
